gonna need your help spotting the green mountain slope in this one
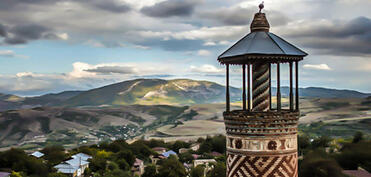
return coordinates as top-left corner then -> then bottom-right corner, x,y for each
63,79 -> 241,107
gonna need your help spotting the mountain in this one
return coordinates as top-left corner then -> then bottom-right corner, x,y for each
0,79 -> 370,110
62,79 -> 241,107
271,87 -> 371,98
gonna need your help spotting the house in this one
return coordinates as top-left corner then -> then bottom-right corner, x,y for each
192,154 -> 201,160
343,169 -> 371,177
190,143 -> 200,151
71,153 -> 92,161
194,159 -> 217,177
210,151 -> 222,157
162,150 -> 177,158
179,148 -> 189,154
150,154 -> 165,165
54,163 -> 80,177
152,147 -> 167,154
193,159 -> 217,168
30,151 -> 44,158
54,153 -> 91,177
131,158 -> 144,176
0,172 -> 10,177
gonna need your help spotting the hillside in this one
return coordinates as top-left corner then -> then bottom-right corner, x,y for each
0,79 -> 370,110
62,79 -> 241,107
0,105 -> 196,150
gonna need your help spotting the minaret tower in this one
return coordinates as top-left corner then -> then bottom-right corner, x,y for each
218,3 -> 308,177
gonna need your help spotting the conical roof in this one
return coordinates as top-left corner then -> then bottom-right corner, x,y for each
218,11 -> 307,64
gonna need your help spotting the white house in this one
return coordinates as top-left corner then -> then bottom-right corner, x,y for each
30,151 -> 44,158
54,153 -> 91,177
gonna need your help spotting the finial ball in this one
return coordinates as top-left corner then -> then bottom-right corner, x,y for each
259,1 -> 264,12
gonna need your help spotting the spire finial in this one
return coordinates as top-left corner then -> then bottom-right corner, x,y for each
259,1 -> 264,13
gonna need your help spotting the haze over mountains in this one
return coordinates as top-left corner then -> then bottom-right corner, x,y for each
0,78 -> 370,111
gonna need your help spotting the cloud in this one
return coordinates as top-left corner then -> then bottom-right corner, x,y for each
189,64 -> 223,73
198,6 -> 290,26
197,49 -> 211,56
0,23 -> 68,45
141,0 -> 200,18
282,16 -> 371,56
303,64 -> 332,70
85,66 -> 136,74
90,0 -> 131,13
0,50 -> 28,59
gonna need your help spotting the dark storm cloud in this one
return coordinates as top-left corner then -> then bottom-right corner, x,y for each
0,23 -> 63,45
141,0 -> 199,18
199,7 -> 290,26
287,17 -> 371,56
85,66 -> 136,74
92,1 -> 131,13
0,24 -> 7,37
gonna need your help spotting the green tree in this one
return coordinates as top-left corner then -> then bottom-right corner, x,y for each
158,156 -> 187,177
41,145 -> 67,165
207,162 -> 226,177
300,150 -> 346,177
352,131 -> 364,143
47,173 -> 68,177
179,152 -> 194,163
10,171 -> 24,177
190,165 -> 205,177
311,136 -> 332,148
142,164 -> 157,177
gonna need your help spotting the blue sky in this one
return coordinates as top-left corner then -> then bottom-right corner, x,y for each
0,0 -> 370,96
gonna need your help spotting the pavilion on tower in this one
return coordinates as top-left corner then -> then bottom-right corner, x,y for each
218,3 -> 308,177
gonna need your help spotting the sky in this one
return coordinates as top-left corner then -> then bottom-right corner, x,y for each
0,0 -> 370,96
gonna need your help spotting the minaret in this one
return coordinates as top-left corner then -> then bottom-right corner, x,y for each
218,3 -> 308,177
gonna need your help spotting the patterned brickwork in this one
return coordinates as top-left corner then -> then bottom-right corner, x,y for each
227,153 -> 298,177
224,111 -> 299,177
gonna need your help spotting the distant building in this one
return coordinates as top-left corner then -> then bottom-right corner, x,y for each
209,151 -> 222,157
343,169 -> 371,177
30,151 -> 44,158
150,154 -> 165,165
152,147 -> 167,154
71,153 -> 92,161
193,159 -> 216,168
131,158 -> 144,176
54,153 -> 91,177
190,144 -> 200,151
179,148 -> 189,154
161,150 -> 177,158
193,159 -> 217,177
0,172 -> 10,177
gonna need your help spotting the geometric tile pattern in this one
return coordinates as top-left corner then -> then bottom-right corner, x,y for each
227,153 -> 298,177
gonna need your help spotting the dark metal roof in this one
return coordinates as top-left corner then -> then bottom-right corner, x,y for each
218,31 -> 308,64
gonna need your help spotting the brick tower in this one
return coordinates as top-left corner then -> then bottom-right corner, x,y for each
218,3 -> 308,177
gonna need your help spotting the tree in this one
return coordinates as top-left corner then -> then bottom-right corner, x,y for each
352,131 -> 364,143
311,136 -> 332,148
47,173 -> 68,177
10,171 -> 24,177
142,164 -> 157,177
207,162 -> 226,177
178,152 -> 194,163
300,150 -> 346,177
190,165 -> 205,177
158,156 -> 187,177
41,145 -> 67,165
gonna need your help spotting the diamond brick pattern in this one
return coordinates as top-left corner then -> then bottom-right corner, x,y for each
227,153 -> 298,177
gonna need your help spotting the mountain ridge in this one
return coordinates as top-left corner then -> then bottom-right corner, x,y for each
0,78 -> 370,110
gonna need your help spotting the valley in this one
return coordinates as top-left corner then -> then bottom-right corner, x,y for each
0,78 -> 370,151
